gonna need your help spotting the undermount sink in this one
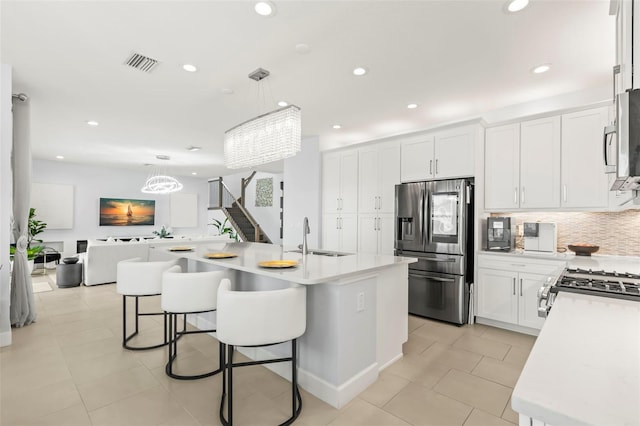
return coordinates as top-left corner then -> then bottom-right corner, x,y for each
287,249 -> 352,257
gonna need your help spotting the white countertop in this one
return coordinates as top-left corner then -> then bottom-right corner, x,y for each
152,241 -> 416,285
512,292 -> 640,425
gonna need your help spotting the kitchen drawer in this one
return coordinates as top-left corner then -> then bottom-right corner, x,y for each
478,253 -> 565,274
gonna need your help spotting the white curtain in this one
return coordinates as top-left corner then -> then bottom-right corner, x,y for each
10,94 -> 36,327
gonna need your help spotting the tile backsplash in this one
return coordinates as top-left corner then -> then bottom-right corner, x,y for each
491,211 -> 640,256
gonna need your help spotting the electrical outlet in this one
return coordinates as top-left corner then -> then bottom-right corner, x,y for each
356,292 -> 365,312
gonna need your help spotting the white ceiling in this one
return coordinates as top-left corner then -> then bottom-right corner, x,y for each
1,0 -> 615,178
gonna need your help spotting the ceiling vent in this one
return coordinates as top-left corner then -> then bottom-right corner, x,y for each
124,52 -> 160,73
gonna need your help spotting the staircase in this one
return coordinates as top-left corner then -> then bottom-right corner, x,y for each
208,178 -> 272,244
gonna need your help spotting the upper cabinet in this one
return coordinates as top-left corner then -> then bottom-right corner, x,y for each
485,106 -> 623,212
358,142 -> 400,214
615,0 -> 634,94
485,124 -> 520,210
485,116 -> 561,210
400,136 -> 434,182
322,149 -> 358,214
561,107 -> 610,209
519,116 -> 561,209
400,125 -> 477,182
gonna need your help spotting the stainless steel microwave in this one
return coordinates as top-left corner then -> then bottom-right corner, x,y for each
605,89 -> 640,191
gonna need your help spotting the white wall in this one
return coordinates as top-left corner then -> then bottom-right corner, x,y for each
1,64 -> 13,346
218,170 -> 283,244
32,159 -> 210,257
283,136 -> 321,248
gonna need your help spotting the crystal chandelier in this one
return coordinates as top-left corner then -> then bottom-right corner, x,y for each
141,155 -> 183,194
224,68 -> 302,169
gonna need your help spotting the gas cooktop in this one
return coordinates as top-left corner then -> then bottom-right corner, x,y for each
554,268 -> 640,301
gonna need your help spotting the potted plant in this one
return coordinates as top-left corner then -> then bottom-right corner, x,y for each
153,225 -> 172,239
210,218 -> 239,241
9,208 -> 47,272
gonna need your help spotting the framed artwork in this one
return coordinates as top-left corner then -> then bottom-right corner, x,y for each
255,178 -> 273,207
99,198 -> 155,226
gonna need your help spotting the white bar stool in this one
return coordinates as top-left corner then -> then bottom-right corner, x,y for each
116,257 -> 178,350
161,265 -> 226,380
216,280 -> 307,426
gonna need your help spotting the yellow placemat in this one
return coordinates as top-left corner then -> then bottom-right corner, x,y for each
258,260 -> 299,268
204,252 -> 237,259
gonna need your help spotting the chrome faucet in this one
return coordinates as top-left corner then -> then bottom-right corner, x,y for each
302,217 -> 310,257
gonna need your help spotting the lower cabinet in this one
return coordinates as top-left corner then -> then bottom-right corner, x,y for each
477,269 -> 545,330
322,214 -> 358,253
476,254 -> 565,333
357,213 -> 394,255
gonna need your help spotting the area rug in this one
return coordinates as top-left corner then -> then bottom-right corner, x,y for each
32,281 -> 53,293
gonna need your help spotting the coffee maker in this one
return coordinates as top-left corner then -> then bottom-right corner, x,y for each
487,217 -> 513,251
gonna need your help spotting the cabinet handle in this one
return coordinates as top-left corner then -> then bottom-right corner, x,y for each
340,218 -> 343,229
429,160 -> 433,175
563,184 -> 567,202
373,218 -> 377,231
520,278 -> 523,297
521,187 -> 525,204
510,263 -> 526,267
435,159 -> 439,175
514,187 -> 518,204
377,217 -> 381,230
336,217 -> 340,229
513,278 -> 516,295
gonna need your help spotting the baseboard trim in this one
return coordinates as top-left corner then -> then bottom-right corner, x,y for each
0,330 -> 12,347
237,346 -> 378,409
378,351 -> 403,372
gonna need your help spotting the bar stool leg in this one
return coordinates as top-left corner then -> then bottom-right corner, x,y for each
228,344 -> 234,425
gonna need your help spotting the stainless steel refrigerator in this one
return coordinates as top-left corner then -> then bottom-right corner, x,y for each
395,179 -> 474,325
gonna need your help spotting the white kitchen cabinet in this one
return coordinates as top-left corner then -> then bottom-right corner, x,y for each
561,107 -> 610,209
322,149 -> 358,214
358,213 -> 394,255
323,213 -> 358,253
400,125 -> 477,182
476,268 -> 517,324
615,0 -> 633,94
358,143 -> 399,255
485,116 -> 561,210
359,142 -> 400,214
433,127 -> 476,179
519,116 -> 561,209
400,136 -> 434,182
485,124 -> 520,210
475,254 -> 564,333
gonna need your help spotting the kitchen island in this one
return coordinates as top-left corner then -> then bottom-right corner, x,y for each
154,241 -> 416,408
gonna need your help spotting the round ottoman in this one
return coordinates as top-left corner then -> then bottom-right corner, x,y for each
56,262 -> 82,288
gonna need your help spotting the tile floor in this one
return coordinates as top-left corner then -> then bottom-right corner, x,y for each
0,270 -> 535,425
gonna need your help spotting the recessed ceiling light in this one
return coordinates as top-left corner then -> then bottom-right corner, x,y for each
506,0 -> 529,13
532,63 -> 551,74
295,43 -> 311,54
192,172 -> 197,175
407,103 -> 418,109
333,124 -> 342,129
86,120 -> 99,126
254,1 -> 275,16
56,155 -> 64,160
187,146 -> 202,151
221,88 -> 234,95
183,64 -> 197,72
353,67 -> 367,76
278,101 -> 288,107
156,154 -> 170,160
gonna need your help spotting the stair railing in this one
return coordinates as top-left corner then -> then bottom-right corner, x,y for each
208,178 -> 271,243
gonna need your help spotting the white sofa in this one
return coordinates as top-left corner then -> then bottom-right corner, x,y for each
83,235 -> 232,286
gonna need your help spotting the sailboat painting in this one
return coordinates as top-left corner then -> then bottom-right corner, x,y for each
100,198 -> 155,226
